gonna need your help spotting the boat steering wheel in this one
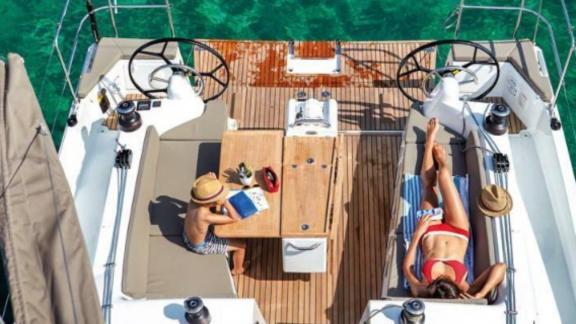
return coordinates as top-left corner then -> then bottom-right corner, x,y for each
396,39 -> 500,103
128,38 -> 229,102
148,64 -> 205,96
421,65 -> 478,98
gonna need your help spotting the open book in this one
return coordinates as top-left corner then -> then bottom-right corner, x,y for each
227,187 -> 270,219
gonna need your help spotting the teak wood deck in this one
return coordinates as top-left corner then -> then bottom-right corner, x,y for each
196,40 -> 435,132
195,40 -> 523,324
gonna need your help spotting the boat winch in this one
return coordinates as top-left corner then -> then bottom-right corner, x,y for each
484,103 -> 511,136
184,296 -> 211,324
117,100 -> 142,132
401,298 -> 425,324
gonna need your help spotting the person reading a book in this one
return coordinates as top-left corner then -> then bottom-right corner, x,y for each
183,172 -> 247,275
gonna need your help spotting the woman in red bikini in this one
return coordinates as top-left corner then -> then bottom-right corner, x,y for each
403,118 -> 507,299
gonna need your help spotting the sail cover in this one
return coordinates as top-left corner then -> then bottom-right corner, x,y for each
0,54 -> 102,323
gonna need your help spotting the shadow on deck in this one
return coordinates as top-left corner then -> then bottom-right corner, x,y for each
195,40 -> 428,323
232,136 -> 401,323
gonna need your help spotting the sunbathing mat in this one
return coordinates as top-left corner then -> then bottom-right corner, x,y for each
402,174 -> 474,288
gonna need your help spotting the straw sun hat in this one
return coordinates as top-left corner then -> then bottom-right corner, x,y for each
477,185 -> 513,217
190,174 -> 229,204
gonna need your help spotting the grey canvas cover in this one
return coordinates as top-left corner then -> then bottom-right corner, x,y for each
0,54 -> 103,323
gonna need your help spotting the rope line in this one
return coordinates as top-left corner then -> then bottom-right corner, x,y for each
102,158 -> 128,324
0,129 -> 40,199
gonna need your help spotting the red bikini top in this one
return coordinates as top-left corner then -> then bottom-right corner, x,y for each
422,259 -> 467,284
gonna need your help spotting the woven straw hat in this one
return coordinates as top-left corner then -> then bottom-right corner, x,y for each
477,185 -> 513,217
190,174 -> 229,204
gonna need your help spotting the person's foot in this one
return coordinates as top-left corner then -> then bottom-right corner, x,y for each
432,143 -> 447,168
231,261 -> 251,275
426,118 -> 440,143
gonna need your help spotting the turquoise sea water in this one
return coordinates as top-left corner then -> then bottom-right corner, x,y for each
0,0 -> 574,170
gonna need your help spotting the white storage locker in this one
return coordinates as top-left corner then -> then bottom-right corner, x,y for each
282,238 -> 327,273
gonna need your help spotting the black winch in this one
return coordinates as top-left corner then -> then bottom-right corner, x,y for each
184,297 -> 211,324
484,103 -> 511,136
401,299 -> 425,324
116,100 -> 142,132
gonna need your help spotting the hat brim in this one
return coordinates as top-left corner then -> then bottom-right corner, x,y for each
190,185 -> 229,204
477,191 -> 513,217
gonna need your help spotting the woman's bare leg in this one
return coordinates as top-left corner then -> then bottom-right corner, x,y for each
227,239 -> 247,275
420,118 -> 440,209
434,144 -> 470,230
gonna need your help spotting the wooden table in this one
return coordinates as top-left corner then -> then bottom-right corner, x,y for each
281,136 -> 336,237
214,130 -> 284,237
215,131 -> 343,239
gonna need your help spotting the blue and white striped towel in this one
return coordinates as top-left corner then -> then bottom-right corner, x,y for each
402,174 -> 474,288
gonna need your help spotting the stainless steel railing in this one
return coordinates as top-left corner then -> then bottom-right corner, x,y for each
52,0 -> 175,107
451,0 -> 575,116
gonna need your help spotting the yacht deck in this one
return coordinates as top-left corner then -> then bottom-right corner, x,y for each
234,135 -> 400,323
199,40 -> 431,132
195,40 -> 524,323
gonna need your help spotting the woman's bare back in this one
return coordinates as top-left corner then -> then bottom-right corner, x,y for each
184,206 -> 211,245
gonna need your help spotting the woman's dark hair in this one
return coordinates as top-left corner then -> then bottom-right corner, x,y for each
427,277 -> 462,299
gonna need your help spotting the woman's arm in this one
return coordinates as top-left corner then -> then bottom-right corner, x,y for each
205,213 -> 238,225
466,262 -> 507,298
403,238 -> 426,296
222,200 -> 242,220
205,199 -> 242,224
403,214 -> 432,296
